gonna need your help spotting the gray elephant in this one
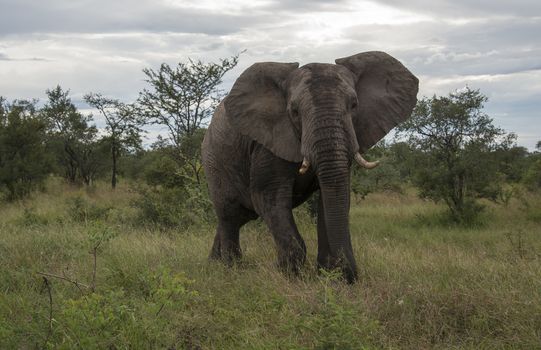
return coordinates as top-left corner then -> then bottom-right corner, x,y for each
202,51 -> 418,283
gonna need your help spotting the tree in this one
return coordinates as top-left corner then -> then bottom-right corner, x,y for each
137,55 -> 239,183
351,140 -> 403,200
522,140 -> 541,190
42,85 -> 99,183
0,99 -> 52,200
84,93 -> 144,189
396,87 -> 513,223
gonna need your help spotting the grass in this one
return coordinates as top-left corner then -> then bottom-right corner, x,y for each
1,179 -> 540,349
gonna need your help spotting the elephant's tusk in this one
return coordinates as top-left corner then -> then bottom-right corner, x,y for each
299,158 -> 310,174
355,152 -> 379,169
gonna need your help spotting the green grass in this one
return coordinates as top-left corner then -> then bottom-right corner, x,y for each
1,180 -> 540,349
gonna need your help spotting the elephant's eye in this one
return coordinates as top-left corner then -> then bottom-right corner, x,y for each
291,107 -> 299,117
350,100 -> 358,111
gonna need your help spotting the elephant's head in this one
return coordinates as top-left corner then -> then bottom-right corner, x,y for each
224,51 -> 418,282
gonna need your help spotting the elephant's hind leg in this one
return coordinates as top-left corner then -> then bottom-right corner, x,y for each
210,219 -> 242,264
209,206 -> 255,265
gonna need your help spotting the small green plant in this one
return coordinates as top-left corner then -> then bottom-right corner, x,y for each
57,290 -> 144,348
43,267 -> 197,349
87,221 -> 117,292
497,185 -> 518,207
147,267 -> 198,317
287,269 -> 380,349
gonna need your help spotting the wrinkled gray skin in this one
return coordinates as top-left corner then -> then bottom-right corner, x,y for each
202,51 -> 418,283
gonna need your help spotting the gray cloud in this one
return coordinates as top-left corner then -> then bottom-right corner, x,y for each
0,0 -> 539,149
0,0 -> 265,36
0,51 -> 50,61
374,0 -> 541,17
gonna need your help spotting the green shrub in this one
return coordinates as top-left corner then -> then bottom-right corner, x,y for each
16,207 -> 50,227
283,270 -> 381,349
132,184 -> 213,229
45,267 -> 197,349
144,155 -> 185,189
66,195 -> 111,222
522,158 -> 541,191
0,100 -> 53,200
57,290 -> 141,348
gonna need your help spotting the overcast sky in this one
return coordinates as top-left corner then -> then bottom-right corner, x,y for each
1,0 -> 540,149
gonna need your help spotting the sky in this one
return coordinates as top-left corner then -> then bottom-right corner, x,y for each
0,0 -> 540,149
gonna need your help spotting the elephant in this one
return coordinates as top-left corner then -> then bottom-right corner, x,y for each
202,51 -> 418,283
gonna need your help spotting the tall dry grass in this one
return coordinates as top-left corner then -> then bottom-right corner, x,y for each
1,179 -> 540,348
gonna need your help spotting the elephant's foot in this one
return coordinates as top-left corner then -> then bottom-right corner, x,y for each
210,235 -> 241,267
317,255 -> 358,284
276,239 -> 307,276
209,245 -> 242,266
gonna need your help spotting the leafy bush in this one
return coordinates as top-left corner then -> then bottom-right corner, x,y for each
522,158 -> 541,191
283,270 -> 381,349
66,195 -> 111,222
0,99 -> 52,200
16,207 -> 50,227
396,88 -> 514,224
132,184 -> 213,229
46,267 -> 197,349
144,155 -> 185,188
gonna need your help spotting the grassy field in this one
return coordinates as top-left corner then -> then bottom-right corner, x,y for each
1,179 -> 540,349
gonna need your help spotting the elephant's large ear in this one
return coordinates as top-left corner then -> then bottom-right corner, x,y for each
336,52 -> 418,152
224,62 -> 301,162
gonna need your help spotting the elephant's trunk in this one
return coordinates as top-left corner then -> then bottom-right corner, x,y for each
308,113 -> 358,282
317,158 -> 357,283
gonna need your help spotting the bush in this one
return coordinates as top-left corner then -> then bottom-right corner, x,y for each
45,267 -> 197,349
523,158 -> 541,191
396,88 -> 513,224
144,155 -> 185,188
66,195 -> 111,222
16,207 -> 50,227
132,183 -> 213,229
0,100 -> 52,200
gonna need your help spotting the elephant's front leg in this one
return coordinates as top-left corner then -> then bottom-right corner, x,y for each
250,151 -> 306,275
260,205 -> 306,274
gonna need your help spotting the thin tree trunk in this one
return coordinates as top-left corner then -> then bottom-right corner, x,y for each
111,139 -> 117,189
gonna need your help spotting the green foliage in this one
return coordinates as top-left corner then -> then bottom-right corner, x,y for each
0,99 -> 52,200
132,183 -> 213,229
138,55 -> 239,182
16,207 -> 50,227
144,155 -> 185,188
84,93 -> 144,189
396,88 -> 513,224
352,141 -> 404,200
302,270 -> 380,349
147,267 -> 198,312
1,183 -> 541,349
46,266 -> 196,349
139,54 -> 239,139
87,220 -> 117,249
42,85 -> 107,185
522,157 -> 541,190
57,290 -> 140,349
67,195 -> 112,222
